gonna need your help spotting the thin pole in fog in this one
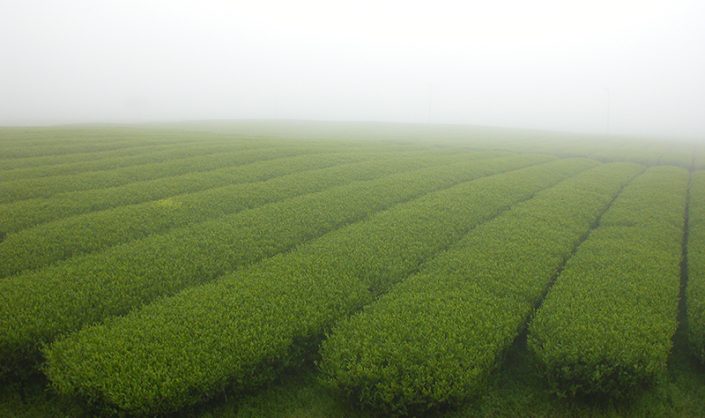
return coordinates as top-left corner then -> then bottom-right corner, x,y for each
426,83 -> 433,124
604,86 -> 612,136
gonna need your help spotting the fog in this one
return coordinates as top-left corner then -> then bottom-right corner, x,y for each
1,0 -> 704,138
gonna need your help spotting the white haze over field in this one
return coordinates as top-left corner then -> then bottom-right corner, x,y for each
1,0 -> 704,138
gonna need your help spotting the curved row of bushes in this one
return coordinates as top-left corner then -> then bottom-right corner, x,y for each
0,131 -> 177,159
0,150 -> 494,276
0,128 -> 299,168
0,145 -> 314,203
0,140 -> 255,181
0,140 -> 168,170
0,152 -> 372,277
318,162 -> 641,415
1,142 -> 177,179
0,131 -> 435,181
0,150 -> 355,233
687,171 -> 705,362
0,146 -> 471,234
42,158 -> 591,415
0,153 -> 544,379
528,166 -> 689,398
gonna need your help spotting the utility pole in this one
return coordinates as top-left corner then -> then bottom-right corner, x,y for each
604,86 -> 612,136
427,83 -> 433,124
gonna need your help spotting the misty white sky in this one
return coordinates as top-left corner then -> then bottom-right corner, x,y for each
1,0 -> 704,137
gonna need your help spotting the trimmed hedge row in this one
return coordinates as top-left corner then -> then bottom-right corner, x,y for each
0,151 -> 473,277
0,141 -> 263,181
0,142 -> 194,171
0,145 -> 325,203
0,153 -> 545,378
528,166 -> 689,398
0,135 -> 175,159
317,162 -> 642,415
0,127 -> 260,159
42,158 -> 593,415
0,150 -> 354,233
0,129 -> 294,170
0,132 -> 435,180
687,171 -> 705,362
0,148 -> 484,234
0,127 -> 465,169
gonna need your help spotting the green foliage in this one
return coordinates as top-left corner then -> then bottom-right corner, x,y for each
528,166 -> 689,398
318,163 -> 641,415
3,124 -> 700,416
0,141 -> 252,181
1,153 -> 546,379
42,157 -> 589,415
0,145 -> 321,204
0,152 -> 375,276
0,150 -> 355,233
687,171 -> 705,363
0,146 -> 483,234
0,147 -> 322,203
0,126 -> 360,170
0,128 -> 182,159
0,151 -> 505,276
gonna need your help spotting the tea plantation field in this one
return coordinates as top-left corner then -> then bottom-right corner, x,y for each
1,122 -> 704,417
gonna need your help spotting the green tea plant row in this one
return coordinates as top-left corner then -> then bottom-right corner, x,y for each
586,145 -> 693,168
0,137 -> 169,160
0,149 -> 481,234
0,153 -> 544,379
0,126 -> 189,146
0,130 -> 289,171
0,127 -> 255,159
0,130 -> 199,159
0,126 -> 455,168
0,151 -> 476,276
0,140 -> 272,181
43,158 -> 593,415
687,171 -> 705,363
0,127 -> 118,146
0,152 -> 361,233
1,143 -> 188,181
0,145 -> 322,203
318,163 -> 642,415
0,133 -> 431,180
528,166 -> 689,398
502,133 -> 697,168
0,126 -> 386,150
0,141 -> 192,171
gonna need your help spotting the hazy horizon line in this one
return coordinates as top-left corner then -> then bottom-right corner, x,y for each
1,117 -> 702,143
